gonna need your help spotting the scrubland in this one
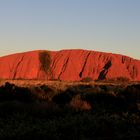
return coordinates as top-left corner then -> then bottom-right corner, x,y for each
0,80 -> 140,139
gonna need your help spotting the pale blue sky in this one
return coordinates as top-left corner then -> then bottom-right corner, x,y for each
0,0 -> 140,59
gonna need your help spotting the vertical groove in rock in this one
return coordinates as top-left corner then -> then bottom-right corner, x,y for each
51,53 -> 63,72
12,55 -> 24,79
58,57 -> 69,80
79,52 -> 91,78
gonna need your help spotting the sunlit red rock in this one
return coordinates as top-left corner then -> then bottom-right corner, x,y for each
0,49 -> 140,81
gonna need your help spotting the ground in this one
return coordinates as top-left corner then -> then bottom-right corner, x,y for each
0,80 -> 140,139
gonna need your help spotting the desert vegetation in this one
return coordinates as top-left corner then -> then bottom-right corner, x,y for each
0,81 -> 140,139
80,77 -> 93,82
103,77 -> 130,83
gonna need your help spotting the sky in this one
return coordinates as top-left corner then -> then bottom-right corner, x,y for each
0,0 -> 140,59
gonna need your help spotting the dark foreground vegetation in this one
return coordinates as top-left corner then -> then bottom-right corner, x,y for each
0,82 -> 140,139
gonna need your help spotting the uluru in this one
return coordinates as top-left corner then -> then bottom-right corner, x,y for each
0,49 -> 140,81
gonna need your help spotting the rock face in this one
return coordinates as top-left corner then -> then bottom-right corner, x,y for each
0,49 -> 140,81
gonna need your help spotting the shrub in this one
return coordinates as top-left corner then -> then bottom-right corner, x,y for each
118,84 -> 140,113
106,77 -> 130,82
81,88 -> 129,113
30,85 -> 57,102
116,77 -> 130,82
39,85 -> 57,101
52,92 -> 72,105
80,77 -> 93,82
70,94 -> 91,110
0,82 -> 33,102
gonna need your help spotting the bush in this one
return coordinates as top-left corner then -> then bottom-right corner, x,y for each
118,84 -> 140,113
116,77 -> 130,82
81,87 -> 130,113
0,82 -> 33,102
80,77 -> 93,82
52,91 -> 73,105
106,77 -> 130,82
70,94 -> 91,110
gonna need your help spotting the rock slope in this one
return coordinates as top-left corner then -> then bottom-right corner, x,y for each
0,49 -> 140,81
